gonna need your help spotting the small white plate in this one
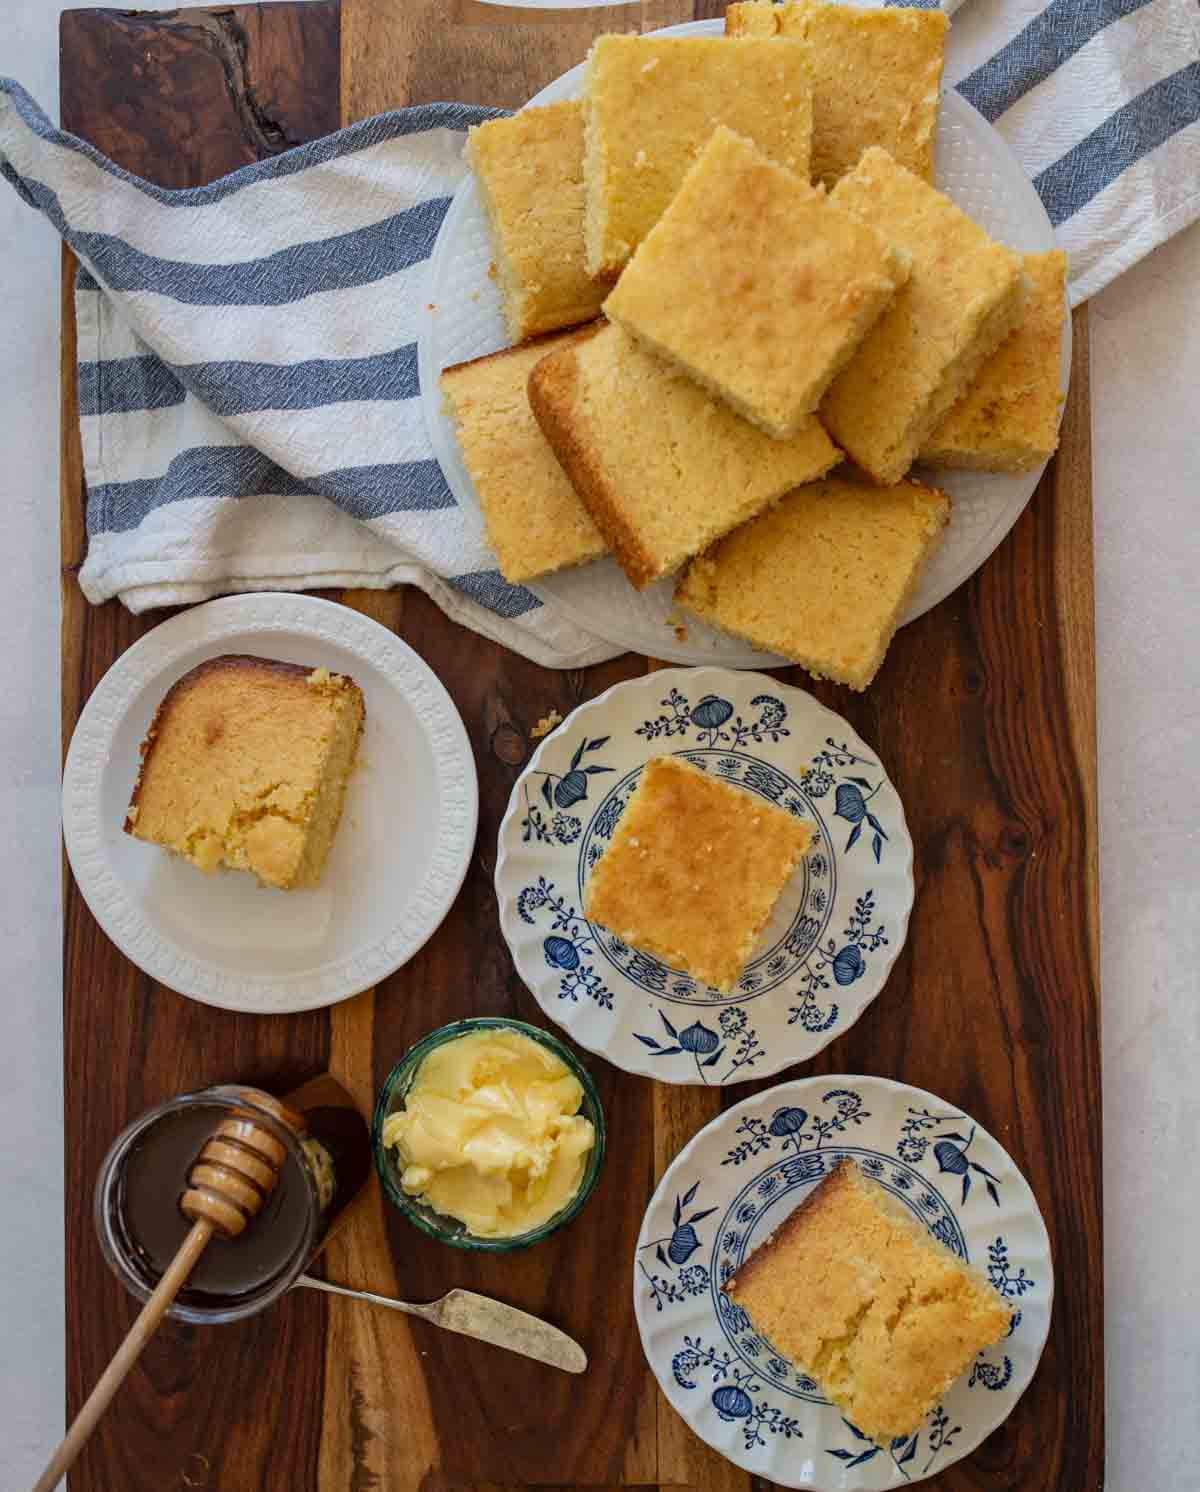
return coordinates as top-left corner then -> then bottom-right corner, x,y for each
494,668 -> 913,1083
635,1074 -> 1053,1489
62,594 -> 478,1013
419,18 -> 1070,667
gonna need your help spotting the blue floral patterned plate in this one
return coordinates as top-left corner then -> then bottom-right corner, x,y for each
634,1075 -> 1053,1489
495,668 -> 913,1084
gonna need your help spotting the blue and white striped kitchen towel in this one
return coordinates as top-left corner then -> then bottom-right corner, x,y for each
1,0 -> 1198,663
0,86 -> 615,667
947,0 -> 1200,301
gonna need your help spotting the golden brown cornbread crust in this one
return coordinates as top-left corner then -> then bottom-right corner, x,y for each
725,0 -> 947,186
583,33 -> 814,276
821,147 -> 1028,484
603,127 -> 911,437
525,322 -> 657,585
126,655 -> 364,891
125,654 -> 314,828
528,322 -> 840,589
466,102 -> 608,342
583,756 -> 815,991
440,328 -> 607,582
675,477 -> 950,691
920,249 -> 1068,471
726,1159 -> 1012,1443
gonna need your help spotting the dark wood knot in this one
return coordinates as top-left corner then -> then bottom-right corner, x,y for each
999,825 -> 1030,858
491,722 -> 526,766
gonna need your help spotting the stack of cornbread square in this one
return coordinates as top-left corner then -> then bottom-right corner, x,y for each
441,1 -> 1067,690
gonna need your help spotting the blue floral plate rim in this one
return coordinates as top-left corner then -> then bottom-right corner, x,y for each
634,1073 -> 1054,1490
494,668 -> 915,1085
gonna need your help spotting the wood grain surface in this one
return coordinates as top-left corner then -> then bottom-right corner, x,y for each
59,2 -> 1102,1489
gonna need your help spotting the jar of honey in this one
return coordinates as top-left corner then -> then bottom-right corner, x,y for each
94,1074 -> 371,1323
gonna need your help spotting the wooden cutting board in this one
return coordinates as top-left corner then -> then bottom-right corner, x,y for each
58,3 -> 1102,1488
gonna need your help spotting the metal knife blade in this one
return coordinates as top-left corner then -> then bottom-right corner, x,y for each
432,1288 -> 587,1374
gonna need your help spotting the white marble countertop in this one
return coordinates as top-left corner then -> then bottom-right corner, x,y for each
2,4 -> 1198,1489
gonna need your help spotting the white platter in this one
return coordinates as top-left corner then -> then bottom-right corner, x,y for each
62,594 -> 478,1013
495,668 -> 913,1083
419,18 -> 1070,667
635,1074 -> 1053,1488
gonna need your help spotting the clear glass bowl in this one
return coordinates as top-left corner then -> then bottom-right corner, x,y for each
95,1085 -> 321,1324
372,1017 -> 606,1252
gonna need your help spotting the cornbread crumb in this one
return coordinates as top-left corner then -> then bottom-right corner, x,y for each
676,477 -> 950,691
125,655 -> 364,890
531,709 -> 564,739
467,102 -> 608,341
726,1158 -> 1011,1442
583,33 -> 813,276
921,250 -> 1068,471
821,147 -> 1028,484
584,755 -> 814,991
605,127 -> 910,437
725,1 -> 947,187
527,322 -> 840,589
440,329 -> 606,583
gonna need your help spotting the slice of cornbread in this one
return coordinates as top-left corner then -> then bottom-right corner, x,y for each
725,0 -> 947,187
527,322 -> 841,589
820,148 -> 1028,485
920,249 -> 1068,472
466,102 -> 608,342
583,33 -> 813,277
125,656 -> 364,890
584,755 -> 814,992
441,330 -> 606,583
726,1158 -> 1012,1443
604,127 -> 910,438
676,477 -> 950,690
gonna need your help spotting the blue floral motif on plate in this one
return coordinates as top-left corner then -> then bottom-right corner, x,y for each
496,669 -> 915,1085
633,1075 -> 1054,1488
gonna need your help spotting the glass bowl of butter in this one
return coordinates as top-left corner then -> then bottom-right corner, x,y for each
372,1017 -> 606,1250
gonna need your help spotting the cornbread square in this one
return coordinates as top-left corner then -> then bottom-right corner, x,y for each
821,148 -> 1028,485
466,103 -> 608,342
440,331 -> 606,583
921,250 -> 1068,472
584,756 -> 814,991
726,1159 -> 1012,1443
676,477 -> 950,690
125,656 -> 364,890
583,34 -> 813,276
726,0 -> 947,187
528,322 -> 840,588
604,127 -> 910,438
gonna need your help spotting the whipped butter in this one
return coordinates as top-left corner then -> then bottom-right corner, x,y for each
382,1028 -> 595,1238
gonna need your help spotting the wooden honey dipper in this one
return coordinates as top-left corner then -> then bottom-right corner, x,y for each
32,1092 -> 306,1492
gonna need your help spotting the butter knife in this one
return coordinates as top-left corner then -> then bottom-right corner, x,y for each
295,1274 -> 587,1374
